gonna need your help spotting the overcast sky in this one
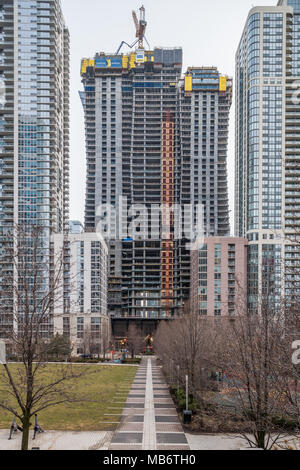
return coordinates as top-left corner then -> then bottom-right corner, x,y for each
61,0 -> 277,234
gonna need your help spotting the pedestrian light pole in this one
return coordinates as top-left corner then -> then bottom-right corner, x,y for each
0,341 -> 16,393
183,374 -> 192,424
186,375 -> 189,411
0,340 -> 6,367
0,340 -> 13,388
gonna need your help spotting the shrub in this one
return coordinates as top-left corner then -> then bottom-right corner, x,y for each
122,358 -> 142,364
272,415 -> 299,431
171,387 -> 199,413
70,358 -> 99,364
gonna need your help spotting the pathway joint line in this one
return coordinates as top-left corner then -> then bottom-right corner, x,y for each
142,359 -> 157,450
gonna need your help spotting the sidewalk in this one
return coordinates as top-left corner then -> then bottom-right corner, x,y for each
0,430 -> 111,450
109,357 -> 190,451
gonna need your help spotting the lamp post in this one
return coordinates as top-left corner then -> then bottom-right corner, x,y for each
0,341 -> 15,396
182,374 -> 192,425
186,375 -> 188,411
0,340 -> 6,366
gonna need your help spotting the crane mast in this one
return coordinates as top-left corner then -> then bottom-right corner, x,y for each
116,5 -> 149,55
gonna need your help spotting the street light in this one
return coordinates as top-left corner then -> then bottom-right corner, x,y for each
0,340 -> 6,366
0,340 -> 15,392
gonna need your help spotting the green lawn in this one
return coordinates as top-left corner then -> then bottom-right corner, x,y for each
0,364 -> 137,431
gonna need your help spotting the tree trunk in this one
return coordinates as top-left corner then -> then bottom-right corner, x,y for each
256,430 -> 266,450
21,411 -> 31,451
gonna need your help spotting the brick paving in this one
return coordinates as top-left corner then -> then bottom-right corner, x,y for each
109,357 -> 190,451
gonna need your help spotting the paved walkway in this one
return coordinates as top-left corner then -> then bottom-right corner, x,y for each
0,430 -> 111,450
109,357 -> 190,451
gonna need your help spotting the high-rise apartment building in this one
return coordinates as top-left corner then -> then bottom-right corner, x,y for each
80,18 -> 232,319
52,231 -> 108,316
69,220 -> 84,234
52,231 -> 109,356
236,0 -> 300,310
0,0 -> 70,337
190,237 -> 248,318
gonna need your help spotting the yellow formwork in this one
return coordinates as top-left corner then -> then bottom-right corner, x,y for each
185,75 -> 192,92
81,59 -> 95,75
122,55 -> 128,69
144,52 -> 154,63
81,59 -> 88,75
219,76 -> 227,92
129,53 -> 136,69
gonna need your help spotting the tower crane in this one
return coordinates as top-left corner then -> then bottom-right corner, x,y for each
116,5 -> 150,55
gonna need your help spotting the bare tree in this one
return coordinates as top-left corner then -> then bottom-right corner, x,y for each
81,326 -> 93,357
155,287 -> 299,449
266,226 -> 300,427
101,320 -> 111,360
215,285 -> 298,450
0,225 -> 89,450
155,311 -> 216,399
272,299 -> 300,427
126,324 -> 144,359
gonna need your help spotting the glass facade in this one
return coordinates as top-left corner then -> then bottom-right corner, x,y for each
16,0 -> 69,233
262,244 -> 282,307
0,0 -> 69,338
287,0 -> 300,12
263,13 -> 283,77
248,85 -> 260,232
262,86 -> 282,230
236,6 -> 289,311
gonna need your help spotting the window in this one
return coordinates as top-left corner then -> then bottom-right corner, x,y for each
77,317 -> 84,339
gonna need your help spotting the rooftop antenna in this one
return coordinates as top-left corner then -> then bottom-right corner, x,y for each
116,5 -> 150,55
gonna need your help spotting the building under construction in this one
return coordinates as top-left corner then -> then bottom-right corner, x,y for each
80,7 -> 232,323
